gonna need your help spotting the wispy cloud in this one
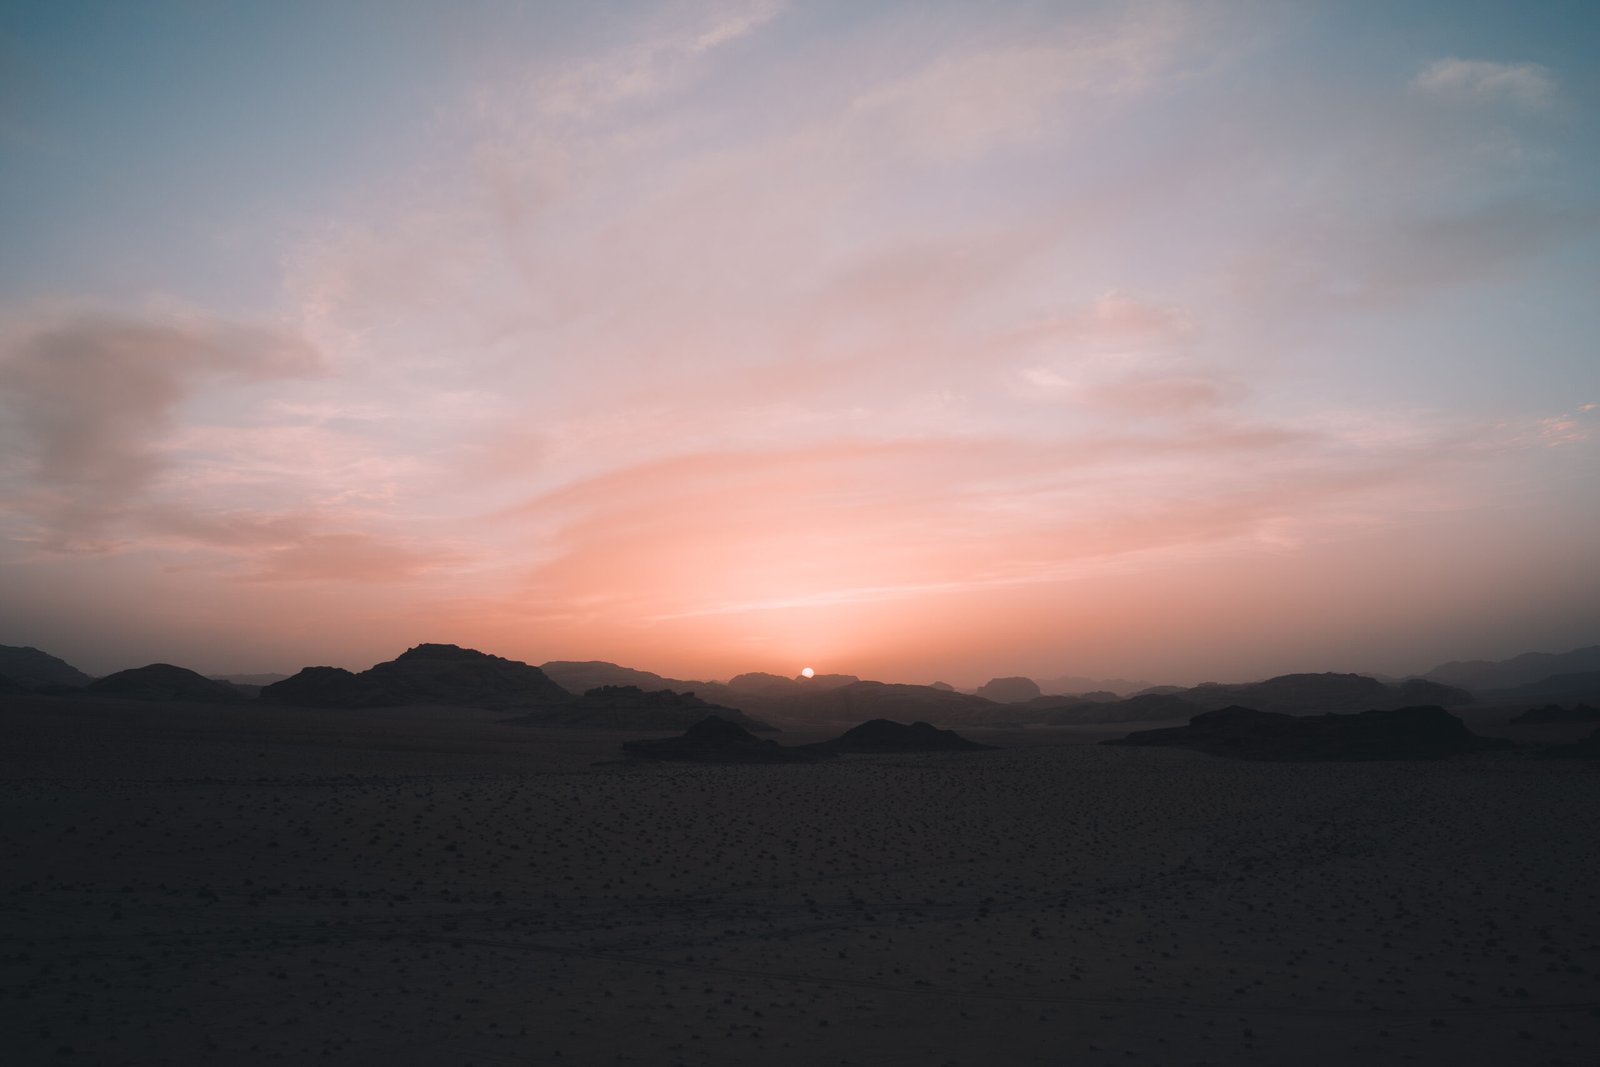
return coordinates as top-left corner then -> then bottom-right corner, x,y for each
0,309 -> 320,544
1414,57 -> 1558,109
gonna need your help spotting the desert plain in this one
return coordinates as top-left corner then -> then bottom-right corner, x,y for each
2,695 -> 1597,1066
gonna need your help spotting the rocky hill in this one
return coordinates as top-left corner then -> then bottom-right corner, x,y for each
262,644 -> 570,709
85,664 -> 250,704
0,645 -> 92,691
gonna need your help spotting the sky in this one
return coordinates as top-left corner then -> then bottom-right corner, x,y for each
1,0 -> 1597,686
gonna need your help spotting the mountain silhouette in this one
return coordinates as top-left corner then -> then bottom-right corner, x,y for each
725,671 -> 797,692
1106,705 -> 1511,761
0,644 -> 92,691
85,663 -> 250,704
262,644 -> 570,709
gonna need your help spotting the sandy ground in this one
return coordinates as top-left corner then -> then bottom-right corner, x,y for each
2,694 -> 1597,1066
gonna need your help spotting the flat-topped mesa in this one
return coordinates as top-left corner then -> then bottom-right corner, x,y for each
1106,705 -> 1511,761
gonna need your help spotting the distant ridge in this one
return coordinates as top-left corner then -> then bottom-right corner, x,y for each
974,676 -> 1041,703
540,660 -> 680,694
1021,673 -> 1469,727
516,685 -> 776,732
1422,645 -> 1600,692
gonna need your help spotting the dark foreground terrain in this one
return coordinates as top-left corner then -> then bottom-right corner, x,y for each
2,695 -> 1598,1066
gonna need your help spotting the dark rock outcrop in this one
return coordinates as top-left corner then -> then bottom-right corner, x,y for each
261,644 -> 571,709
1105,705 -> 1511,761
975,676 -> 1042,704
85,664 -> 250,704
621,716 -> 825,763
0,645 -> 93,690
807,719 -> 993,754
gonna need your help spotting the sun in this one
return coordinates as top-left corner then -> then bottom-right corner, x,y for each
800,666 -> 815,679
